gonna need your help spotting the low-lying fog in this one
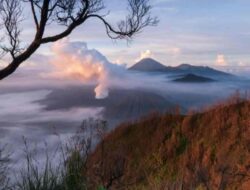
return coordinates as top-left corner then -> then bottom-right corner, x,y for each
0,40 -> 250,174
1,72 -> 249,160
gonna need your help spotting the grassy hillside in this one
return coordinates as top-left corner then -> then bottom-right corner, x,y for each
87,100 -> 250,189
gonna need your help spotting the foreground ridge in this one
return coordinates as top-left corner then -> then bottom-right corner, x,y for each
87,100 -> 250,189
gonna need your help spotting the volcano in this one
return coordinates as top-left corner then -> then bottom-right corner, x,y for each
128,58 -> 168,72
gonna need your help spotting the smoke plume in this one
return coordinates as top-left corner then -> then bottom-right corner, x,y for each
48,39 -> 122,99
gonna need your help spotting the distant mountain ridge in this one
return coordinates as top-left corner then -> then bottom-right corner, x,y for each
173,73 -> 216,83
129,58 -> 233,78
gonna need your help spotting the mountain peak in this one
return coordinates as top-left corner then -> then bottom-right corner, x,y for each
139,57 -> 156,62
129,58 -> 167,72
177,63 -> 192,69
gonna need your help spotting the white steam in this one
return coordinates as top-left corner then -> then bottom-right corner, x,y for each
47,39 -> 124,99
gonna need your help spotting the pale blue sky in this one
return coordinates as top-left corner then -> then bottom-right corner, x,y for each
59,0 -> 250,68
3,0 -> 250,69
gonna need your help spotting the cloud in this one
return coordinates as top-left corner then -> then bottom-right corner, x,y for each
238,61 -> 247,67
135,50 -> 154,62
45,39 -> 125,99
216,54 -> 227,66
0,60 -> 8,69
168,47 -> 181,56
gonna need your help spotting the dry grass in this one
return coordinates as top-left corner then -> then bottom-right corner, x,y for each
1,95 -> 250,190
87,97 -> 250,189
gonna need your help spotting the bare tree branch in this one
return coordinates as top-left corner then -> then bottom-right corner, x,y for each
88,0 -> 158,40
29,0 -> 39,29
0,0 -> 23,59
0,0 -> 158,80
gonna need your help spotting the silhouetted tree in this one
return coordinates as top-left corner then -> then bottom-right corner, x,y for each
0,0 -> 158,80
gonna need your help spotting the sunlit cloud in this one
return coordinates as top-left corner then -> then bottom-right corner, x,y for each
135,50 -> 154,62
0,60 -> 8,69
168,47 -> 181,56
238,61 -> 246,67
43,39 -> 110,99
216,54 -> 227,66
42,39 -> 127,99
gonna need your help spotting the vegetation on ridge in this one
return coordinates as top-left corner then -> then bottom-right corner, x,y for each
0,96 -> 250,190
87,97 -> 250,189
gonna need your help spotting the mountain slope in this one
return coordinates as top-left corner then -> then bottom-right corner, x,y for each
173,73 -> 216,83
129,58 -> 168,72
87,100 -> 250,189
175,63 -> 232,77
38,86 -> 177,123
102,89 -> 176,120
129,58 -> 233,78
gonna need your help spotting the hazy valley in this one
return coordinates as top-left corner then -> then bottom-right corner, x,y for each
0,1 -> 250,188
